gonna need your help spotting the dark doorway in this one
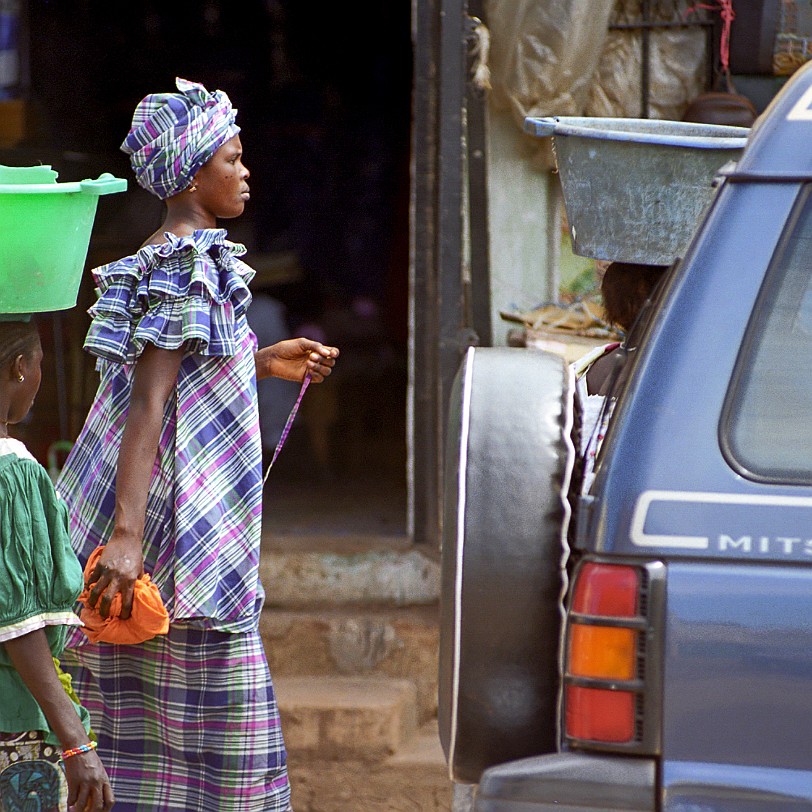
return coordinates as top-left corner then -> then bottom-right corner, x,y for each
12,0 -> 412,538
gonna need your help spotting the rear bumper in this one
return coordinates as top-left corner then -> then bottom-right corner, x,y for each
474,752 -> 656,812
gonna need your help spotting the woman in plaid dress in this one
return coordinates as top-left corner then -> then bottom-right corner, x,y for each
57,78 -> 338,811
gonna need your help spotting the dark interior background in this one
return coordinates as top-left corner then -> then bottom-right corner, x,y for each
7,0 -> 412,530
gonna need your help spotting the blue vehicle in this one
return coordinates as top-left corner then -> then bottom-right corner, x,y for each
439,59 -> 812,812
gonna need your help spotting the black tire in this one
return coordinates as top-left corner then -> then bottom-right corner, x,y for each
438,346 -> 576,784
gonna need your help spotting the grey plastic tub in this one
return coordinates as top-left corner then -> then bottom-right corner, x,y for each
524,116 -> 750,265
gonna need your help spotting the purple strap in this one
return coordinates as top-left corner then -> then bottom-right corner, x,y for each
262,374 -> 311,485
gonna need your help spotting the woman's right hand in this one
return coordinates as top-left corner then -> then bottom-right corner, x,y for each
63,748 -> 115,811
86,531 -> 144,620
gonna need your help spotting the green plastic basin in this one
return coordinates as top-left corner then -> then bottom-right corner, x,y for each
0,164 -> 127,313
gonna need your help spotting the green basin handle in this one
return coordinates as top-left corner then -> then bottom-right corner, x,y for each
79,173 -> 128,195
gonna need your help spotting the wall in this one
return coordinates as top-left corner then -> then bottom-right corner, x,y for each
486,107 -> 560,346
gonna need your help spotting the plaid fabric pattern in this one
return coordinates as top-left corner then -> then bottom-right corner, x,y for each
121,77 -> 240,199
84,229 -> 254,364
61,626 -> 290,811
56,230 -> 264,633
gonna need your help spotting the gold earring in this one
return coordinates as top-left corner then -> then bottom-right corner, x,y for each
17,374 -> 24,382
188,182 -> 198,193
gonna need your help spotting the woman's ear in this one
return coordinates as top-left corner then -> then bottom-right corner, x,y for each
10,354 -> 25,382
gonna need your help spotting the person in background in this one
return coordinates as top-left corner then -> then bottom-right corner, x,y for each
577,261 -> 666,396
0,317 -> 113,812
573,261 -> 666,493
56,78 -> 338,812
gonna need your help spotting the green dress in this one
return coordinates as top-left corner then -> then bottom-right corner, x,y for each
0,438 -> 89,741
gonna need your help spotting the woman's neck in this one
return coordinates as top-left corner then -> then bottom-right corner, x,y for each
163,211 -> 217,234
166,194 -> 218,231
142,214 -> 219,248
0,395 -> 10,437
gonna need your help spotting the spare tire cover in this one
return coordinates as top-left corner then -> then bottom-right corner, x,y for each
438,346 -> 576,784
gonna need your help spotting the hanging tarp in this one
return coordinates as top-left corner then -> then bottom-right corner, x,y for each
485,0 -> 615,126
485,0 -> 711,130
585,4 -> 708,120
586,26 -> 707,119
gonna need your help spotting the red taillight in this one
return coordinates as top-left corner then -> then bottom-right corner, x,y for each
566,686 -> 636,742
565,563 -> 642,745
572,563 -> 638,617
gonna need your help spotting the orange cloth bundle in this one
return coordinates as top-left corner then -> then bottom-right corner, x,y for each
79,546 -> 169,644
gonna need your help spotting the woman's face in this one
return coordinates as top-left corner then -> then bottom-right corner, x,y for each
193,134 -> 250,220
8,341 -> 43,425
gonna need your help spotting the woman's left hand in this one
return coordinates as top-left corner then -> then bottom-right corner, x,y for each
256,338 -> 339,383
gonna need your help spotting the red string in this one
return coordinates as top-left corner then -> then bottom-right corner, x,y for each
685,0 -> 735,73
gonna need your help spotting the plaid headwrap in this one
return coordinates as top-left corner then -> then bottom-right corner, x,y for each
121,77 -> 240,200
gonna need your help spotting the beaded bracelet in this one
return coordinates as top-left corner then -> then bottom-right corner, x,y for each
61,741 -> 97,760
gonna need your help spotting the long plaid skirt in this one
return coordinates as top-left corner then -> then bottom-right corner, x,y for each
61,625 -> 290,811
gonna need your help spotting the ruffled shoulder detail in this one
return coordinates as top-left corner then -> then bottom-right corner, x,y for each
84,229 -> 255,363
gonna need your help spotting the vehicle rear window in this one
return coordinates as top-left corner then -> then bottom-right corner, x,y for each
724,188 -> 812,482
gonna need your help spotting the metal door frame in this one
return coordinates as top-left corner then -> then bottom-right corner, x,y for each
410,0 -> 489,546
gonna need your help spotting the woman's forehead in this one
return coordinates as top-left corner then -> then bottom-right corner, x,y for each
216,134 -> 243,157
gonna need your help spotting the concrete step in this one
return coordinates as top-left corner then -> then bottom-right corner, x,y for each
259,536 -> 440,609
262,540 -> 450,809
286,721 -> 453,812
275,675 -> 419,762
262,605 -> 439,724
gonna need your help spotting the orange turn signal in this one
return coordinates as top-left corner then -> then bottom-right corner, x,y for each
569,624 -> 637,680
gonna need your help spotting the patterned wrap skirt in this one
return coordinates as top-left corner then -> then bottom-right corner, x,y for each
61,625 -> 290,812
0,731 -> 67,812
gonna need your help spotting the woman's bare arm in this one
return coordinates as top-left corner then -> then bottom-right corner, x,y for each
86,344 -> 184,620
5,630 -> 114,810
